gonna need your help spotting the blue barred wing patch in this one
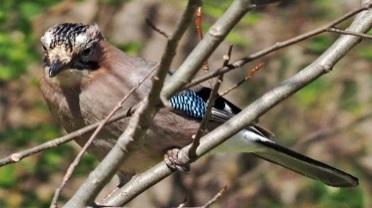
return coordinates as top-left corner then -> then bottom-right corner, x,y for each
169,90 -> 206,120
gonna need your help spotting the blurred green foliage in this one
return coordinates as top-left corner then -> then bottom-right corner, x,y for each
0,0 -> 59,80
295,79 -> 330,108
0,166 -> 16,188
306,36 -> 334,54
117,41 -> 143,55
203,0 -> 262,48
310,183 -> 363,208
357,44 -> 372,60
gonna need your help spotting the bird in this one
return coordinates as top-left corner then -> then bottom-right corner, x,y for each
39,23 -> 358,188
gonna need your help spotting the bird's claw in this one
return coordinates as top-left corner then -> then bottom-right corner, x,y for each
164,148 -> 190,172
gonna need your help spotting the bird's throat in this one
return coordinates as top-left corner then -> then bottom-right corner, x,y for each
45,68 -> 88,88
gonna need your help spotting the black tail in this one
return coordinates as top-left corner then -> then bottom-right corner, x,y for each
253,139 -> 358,187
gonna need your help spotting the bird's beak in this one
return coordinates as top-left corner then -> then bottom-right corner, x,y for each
48,60 -> 64,77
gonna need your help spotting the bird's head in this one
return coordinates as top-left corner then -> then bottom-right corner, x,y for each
41,23 -> 104,78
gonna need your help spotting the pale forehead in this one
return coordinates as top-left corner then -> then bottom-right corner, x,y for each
41,23 -> 102,50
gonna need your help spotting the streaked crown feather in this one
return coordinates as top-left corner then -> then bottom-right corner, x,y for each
41,23 -> 103,52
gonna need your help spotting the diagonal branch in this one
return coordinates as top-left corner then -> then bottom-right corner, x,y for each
104,4 -> 372,206
188,75 -> 223,160
0,112 -> 127,167
50,64 -> 157,208
64,1 -> 201,207
200,185 -> 228,208
184,2 -> 372,90
220,62 -> 264,97
326,27 -> 372,39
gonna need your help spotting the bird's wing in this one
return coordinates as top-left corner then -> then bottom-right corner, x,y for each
169,87 -> 358,187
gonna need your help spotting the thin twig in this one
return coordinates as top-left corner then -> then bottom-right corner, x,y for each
295,111 -> 372,151
0,112 -> 128,167
184,2 -> 372,90
187,45 -> 232,159
188,75 -> 223,159
222,45 -> 234,67
195,6 -> 204,40
194,6 -> 209,71
50,66 -> 157,208
161,0 -> 255,101
200,186 -> 228,208
326,27 -> 372,39
220,62 -> 264,97
146,18 -> 169,38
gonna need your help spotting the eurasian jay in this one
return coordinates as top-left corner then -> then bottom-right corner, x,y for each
39,23 -> 358,187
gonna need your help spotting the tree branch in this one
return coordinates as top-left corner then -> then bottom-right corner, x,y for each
161,0 -> 255,102
184,2 -> 372,90
0,112 -> 128,167
326,27 -> 372,39
104,4 -> 372,206
200,185 -> 227,208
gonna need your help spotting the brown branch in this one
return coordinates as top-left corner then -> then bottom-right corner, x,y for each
188,75 -> 223,159
200,186 -> 227,208
174,186 -> 227,208
326,27 -> 372,39
50,65 -> 157,208
194,6 -> 209,71
146,18 -> 169,38
103,5 -> 372,205
220,62 -> 264,97
184,2 -> 372,90
222,45 -> 234,67
187,45 -> 232,159
195,6 -> 204,40
295,111 -> 372,151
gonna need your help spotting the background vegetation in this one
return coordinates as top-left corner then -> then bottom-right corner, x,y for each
0,0 -> 371,207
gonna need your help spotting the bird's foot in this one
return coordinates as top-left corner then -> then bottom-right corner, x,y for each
164,148 -> 190,172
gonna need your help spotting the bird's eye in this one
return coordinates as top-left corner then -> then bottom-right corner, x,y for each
81,47 -> 92,56
42,45 -> 47,51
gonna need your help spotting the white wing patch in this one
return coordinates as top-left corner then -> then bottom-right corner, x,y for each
212,129 -> 274,153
